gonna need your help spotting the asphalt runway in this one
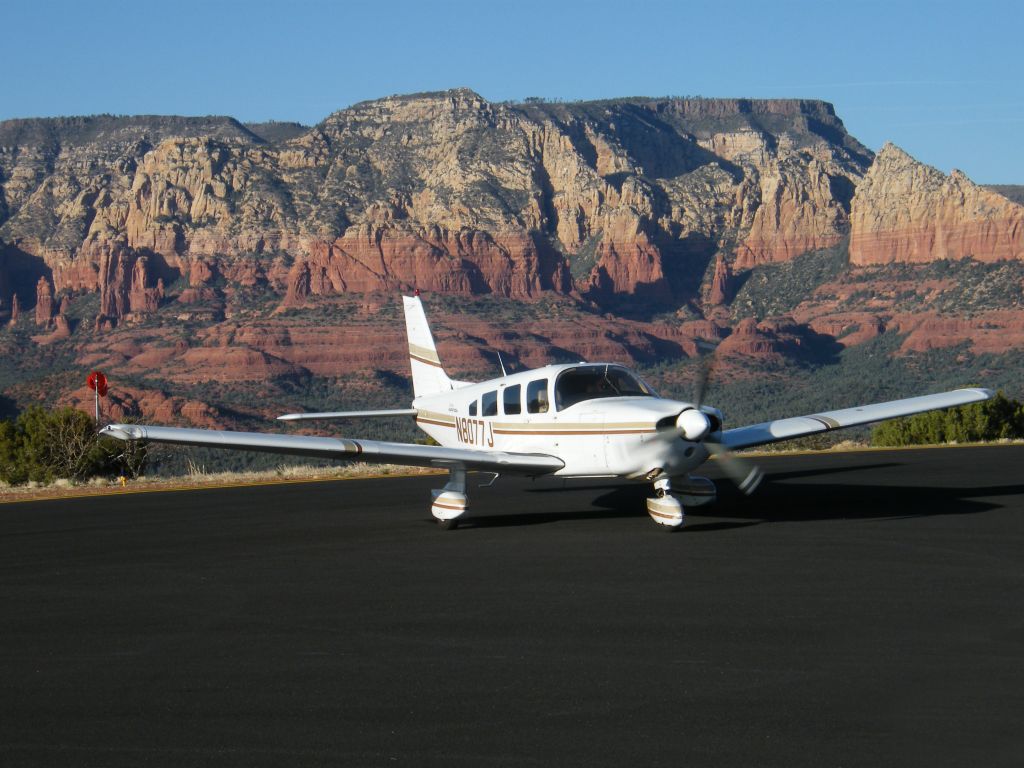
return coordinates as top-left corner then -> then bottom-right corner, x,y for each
1,446 -> 1022,767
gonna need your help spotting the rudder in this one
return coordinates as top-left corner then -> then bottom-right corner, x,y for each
403,294 -> 454,398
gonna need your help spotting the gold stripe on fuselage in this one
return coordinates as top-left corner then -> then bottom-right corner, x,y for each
493,427 -> 655,436
417,419 -> 455,429
415,410 -> 655,435
494,420 -> 655,435
415,410 -> 457,428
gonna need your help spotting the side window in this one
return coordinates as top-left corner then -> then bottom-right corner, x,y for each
481,390 -> 498,417
469,400 -> 477,417
503,384 -> 522,415
527,379 -> 549,414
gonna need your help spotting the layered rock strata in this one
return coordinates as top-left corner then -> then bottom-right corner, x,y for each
0,92 -> 873,324
850,143 -> 1024,265
0,93 -> 1022,428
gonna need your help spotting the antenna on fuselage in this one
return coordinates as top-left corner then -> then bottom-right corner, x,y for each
496,351 -> 508,377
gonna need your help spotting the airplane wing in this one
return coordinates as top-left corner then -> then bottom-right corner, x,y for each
719,387 -> 993,451
99,424 -> 564,475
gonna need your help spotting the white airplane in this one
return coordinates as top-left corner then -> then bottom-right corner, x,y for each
101,295 -> 993,530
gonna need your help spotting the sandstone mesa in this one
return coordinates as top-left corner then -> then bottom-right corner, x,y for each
0,90 -> 1021,426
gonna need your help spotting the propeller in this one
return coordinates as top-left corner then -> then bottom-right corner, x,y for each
690,338 -> 764,496
704,441 -> 764,495
692,340 -> 717,410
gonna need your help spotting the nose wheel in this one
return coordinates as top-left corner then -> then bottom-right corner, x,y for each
646,477 -> 684,530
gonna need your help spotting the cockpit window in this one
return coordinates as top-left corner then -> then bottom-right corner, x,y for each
555,365 -> 655,411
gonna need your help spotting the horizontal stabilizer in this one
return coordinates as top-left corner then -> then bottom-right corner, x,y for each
277,409 -> 418,422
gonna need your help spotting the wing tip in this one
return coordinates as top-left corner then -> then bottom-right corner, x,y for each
960,387 -> 995,401
99,424 -> 146,441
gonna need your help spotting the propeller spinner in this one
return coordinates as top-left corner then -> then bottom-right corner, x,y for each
676,408 -> 712,441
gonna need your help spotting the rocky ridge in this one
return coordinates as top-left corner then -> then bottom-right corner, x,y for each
851,144 -> 1024,265
0,90 -> 1022,428
0,92 -> 874,322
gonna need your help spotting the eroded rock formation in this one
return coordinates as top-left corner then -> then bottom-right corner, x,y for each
0,92 -> 876,323
14,93 -> 1016,331
62,384 -> 224,428
93,247 -> 165,327
34,277 -> 54,326
850,143 -> 1024,265
707,254 -> 731,306
0,93 -> 1022,427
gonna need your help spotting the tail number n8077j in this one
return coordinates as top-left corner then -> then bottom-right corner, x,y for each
457,417 -> 494,447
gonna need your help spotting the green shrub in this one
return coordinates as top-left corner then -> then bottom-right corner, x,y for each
0,406 -> 139,485
871,392 -> 1024,447
0,419 -> 19,484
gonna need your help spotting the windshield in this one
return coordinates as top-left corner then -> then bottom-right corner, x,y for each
555,365 -> 655,410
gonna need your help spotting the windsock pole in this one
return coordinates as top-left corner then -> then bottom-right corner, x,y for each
87,371 -> 107,425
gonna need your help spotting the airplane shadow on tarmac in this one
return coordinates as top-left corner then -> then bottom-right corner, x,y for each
456,462 -> 1024,531
681,480 -> 1024,533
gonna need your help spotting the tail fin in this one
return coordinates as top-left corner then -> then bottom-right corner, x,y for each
403,294 -> 455,398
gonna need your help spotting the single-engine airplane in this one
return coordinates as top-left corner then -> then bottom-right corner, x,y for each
101,295 -> 993,530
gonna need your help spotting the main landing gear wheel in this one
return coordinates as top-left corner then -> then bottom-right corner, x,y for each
431,468 -> 468,531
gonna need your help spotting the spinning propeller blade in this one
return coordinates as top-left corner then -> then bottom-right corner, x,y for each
693,343 -> 717,411
693,337 -> 764,496
705,441 -> 764,495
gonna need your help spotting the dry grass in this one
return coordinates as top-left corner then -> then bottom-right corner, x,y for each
0,463 -> 444,504
742,437 -> 1024,456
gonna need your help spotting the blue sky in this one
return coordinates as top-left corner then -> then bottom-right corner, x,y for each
3,0 -> 1021,182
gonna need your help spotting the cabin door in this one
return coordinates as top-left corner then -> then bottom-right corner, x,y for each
573,407 -> 607,474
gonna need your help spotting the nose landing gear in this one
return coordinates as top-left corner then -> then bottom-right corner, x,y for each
646,476 -> 684,530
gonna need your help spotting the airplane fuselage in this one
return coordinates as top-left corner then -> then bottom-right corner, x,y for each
412,363 -> 712,479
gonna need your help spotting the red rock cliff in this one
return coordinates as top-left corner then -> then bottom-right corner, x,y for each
0,92 -> 873,322
850,143 -> 1024,265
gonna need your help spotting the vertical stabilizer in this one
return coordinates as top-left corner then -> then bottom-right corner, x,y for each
403,295 -> 454,398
